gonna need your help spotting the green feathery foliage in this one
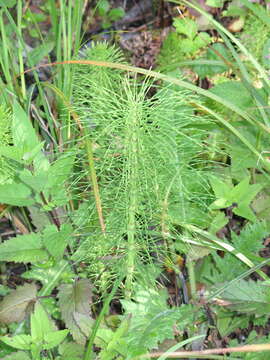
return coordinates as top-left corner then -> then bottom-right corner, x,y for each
0,105 -> 14,184
71,42 -> 214,295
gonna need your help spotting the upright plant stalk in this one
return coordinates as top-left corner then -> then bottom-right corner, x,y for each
84,135 -> 106,234
17,0 -> 26,100
0,11 -> 13,97
125,96 -> 140,298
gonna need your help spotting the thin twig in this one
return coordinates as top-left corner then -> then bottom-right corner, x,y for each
146,343 -> 270,358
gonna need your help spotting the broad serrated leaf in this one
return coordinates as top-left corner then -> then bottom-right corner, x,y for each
0,182 -> 35,206
21,142 -> 45,164
0,233 -> 48,263
0,145 -> 25,163
0,283 -> 37,324
43,330 -> 69,350
43,224 -> 72,260
0,335 -> 32,350
219,279 -> 270,315
22,259 -> 73,287
1,351 -> 31,360
19,169 -> 48,193
58,279 -> 93,344
121,287 -> 195,356
46,154 -> 75,190
173,18 -> 198,39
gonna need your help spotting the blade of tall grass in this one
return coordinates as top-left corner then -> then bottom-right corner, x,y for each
0,10 -> 14,96
17,0 -> 26,100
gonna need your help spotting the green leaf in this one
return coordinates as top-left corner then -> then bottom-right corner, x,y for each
58,279 -> 93,345
29,303 -> 68,351
0,283 -> 37,324
233,202 -> 257,222
46,154 -> 75,189
28,205 -> 51,231
209,211 -> 228,234
0,146 -> 25,163
210,176 -> 262,221
219,279 -> 270,315
1,351 -> 31,360
0,335 -> 32,350
193,32 -> 211,50
22,142 -> 45,164
43,154 -> 75,206
12,102 -> 39,152
229,177 -> 261,203
98,0 -> 110,16
210,176 -> 231,199
230,178 -> 262,222
209,81 -> 254,111
230,145 -> 257,180
216,311 -> 249,337
0,182 -> 35,206
43,224 -> 72,260
232,221 -> 267,255
0,233 -> 48,263
252,192 -> 270,221
43,330 -> 69,350
108,7 -> 124,21
202,222 -> 268,284
121,287 -> 196,356
194,43 -> 231,77
173,18 -> 198,39
98,316 -> 131,359
31,302 -> 55,341
58,341 -> 84,360
23,260 -> 73,287
19,169 -> 48,193
28,41 -> 54,67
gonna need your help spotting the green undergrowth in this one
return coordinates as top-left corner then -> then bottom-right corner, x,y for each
0,1 -> 270,359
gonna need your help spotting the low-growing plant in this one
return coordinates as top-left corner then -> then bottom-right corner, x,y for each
1,0 -> 270,358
